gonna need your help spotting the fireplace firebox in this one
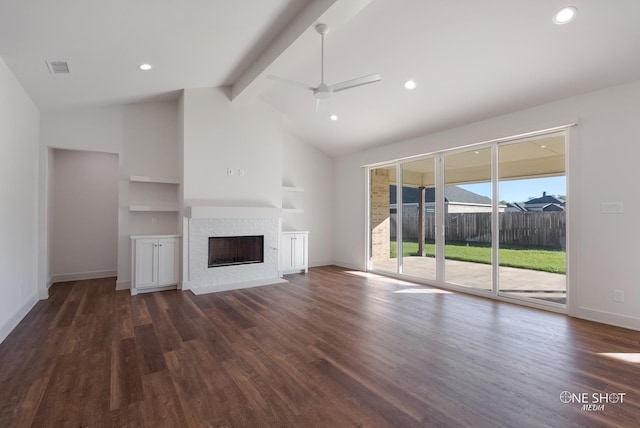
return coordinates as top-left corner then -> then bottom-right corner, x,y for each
208,235 -> 264,268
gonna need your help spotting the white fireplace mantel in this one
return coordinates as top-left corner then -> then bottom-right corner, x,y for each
185,205 -> 282,219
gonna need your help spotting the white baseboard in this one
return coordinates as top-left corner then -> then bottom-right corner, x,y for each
190,277 -> 288,296
0,294 -> 38,345
572,306 -> 640,331
131,284 -> 177,296
331,260 -> 366,271
309,261 -> 334,268
50,270 -> 117,284
115,280 -> 131,291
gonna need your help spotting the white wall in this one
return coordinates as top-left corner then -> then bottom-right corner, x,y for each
40,100 -> 179,291
40,105 -> 125,292
182,88 -> 282,207
333,79 -> 640,331
50,149 -> 118,281
0,57 -> 40,343
123,101 -> 180,241
282,133 -> 334,266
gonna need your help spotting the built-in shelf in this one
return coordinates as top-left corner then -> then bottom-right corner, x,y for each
129,204 -> 180,212
282,184 -> 304,214
130,175 -> 180,184
282,186 -> 304,192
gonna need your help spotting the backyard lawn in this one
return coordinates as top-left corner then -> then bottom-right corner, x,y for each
390,241 -> 565,274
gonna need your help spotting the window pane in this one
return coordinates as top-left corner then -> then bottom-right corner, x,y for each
401,158 -> 436,280
498,136 -> 566,304
370,166 -> 396,272
443,148 -> 492,290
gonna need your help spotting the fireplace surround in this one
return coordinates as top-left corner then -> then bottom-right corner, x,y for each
183,206 -> 285,294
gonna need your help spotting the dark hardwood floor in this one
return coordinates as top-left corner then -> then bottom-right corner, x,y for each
1,266 -> 639,427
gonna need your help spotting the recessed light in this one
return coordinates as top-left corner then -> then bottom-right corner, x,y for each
553,6 -> 577,25
404,80 -> 417,90
329,114 -> 339,121
139,63 -> 153,71
540,145 -> 547,149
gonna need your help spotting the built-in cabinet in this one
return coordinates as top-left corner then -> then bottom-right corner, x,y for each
131,235 -> 180,295
280,231 -> 309,275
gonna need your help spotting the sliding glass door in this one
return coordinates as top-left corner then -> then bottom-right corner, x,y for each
400,158 -> 436,280
369,165 -> 396,273
497,135 -> 566,304
367,129 -> 568,309
443,148 -> 493,290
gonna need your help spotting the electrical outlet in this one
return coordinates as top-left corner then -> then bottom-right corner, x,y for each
602,202 -> 623,214
226,168 -> 234,176
238,169 -> 245,177
151,217 -> 157,225
613,289 -> 625,303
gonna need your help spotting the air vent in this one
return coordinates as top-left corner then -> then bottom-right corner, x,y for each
46,60 -> 70,74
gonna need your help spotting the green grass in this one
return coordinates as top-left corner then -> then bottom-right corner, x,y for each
390,240 -> 565,274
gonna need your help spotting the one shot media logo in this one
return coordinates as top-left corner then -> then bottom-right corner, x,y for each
560,391 -> 627,412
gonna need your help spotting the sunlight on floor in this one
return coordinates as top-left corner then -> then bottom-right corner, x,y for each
393,288 -> 453,294
598,353 -> 640,363
344,271 -> 452,294
345,270 -> 391,279
345,270 -> 419,286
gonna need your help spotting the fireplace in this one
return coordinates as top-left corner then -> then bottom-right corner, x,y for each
185,206 -> 284,294
208,235 -> 264,268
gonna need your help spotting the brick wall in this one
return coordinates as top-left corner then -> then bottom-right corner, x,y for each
370,169 -> 390,262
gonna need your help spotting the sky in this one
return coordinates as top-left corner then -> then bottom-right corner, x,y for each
459,176 -> 566,203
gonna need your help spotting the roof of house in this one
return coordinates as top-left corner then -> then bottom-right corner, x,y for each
525,193 -> 564,205
390,185 -> 491,205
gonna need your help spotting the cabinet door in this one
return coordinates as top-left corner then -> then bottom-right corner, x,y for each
157,238 -> 179,286
292,233 -> 307,270
135,239 -> 158,288
280,234 -> 295,271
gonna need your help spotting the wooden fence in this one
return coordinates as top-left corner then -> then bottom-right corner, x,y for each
391,209 -> 566,249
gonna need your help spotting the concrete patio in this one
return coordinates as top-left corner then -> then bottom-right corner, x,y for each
372,256 -> 566,304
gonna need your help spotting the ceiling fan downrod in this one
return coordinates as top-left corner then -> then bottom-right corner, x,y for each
314,24 -> 331,99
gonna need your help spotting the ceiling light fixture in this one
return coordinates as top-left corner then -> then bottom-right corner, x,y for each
139,63 -> 153,71
329,114 -> 339,121
404,80 -> 417,90
553,6 -> 577,24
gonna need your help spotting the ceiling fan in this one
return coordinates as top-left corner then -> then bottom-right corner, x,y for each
267,23 -> 381,111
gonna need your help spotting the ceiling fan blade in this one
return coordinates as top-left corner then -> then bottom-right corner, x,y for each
266,74 -> 315,91
329,74 -> 381,93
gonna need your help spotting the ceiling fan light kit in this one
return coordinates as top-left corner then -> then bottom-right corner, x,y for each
267,23 -> 381,111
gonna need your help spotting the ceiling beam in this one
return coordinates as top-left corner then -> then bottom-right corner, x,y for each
230,0 -> 374,104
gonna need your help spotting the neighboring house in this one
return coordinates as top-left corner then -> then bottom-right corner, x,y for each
506,192 -> 565,212
390,185 -> 496,213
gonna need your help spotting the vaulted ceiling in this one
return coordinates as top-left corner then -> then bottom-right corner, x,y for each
2,0 -> 640,157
